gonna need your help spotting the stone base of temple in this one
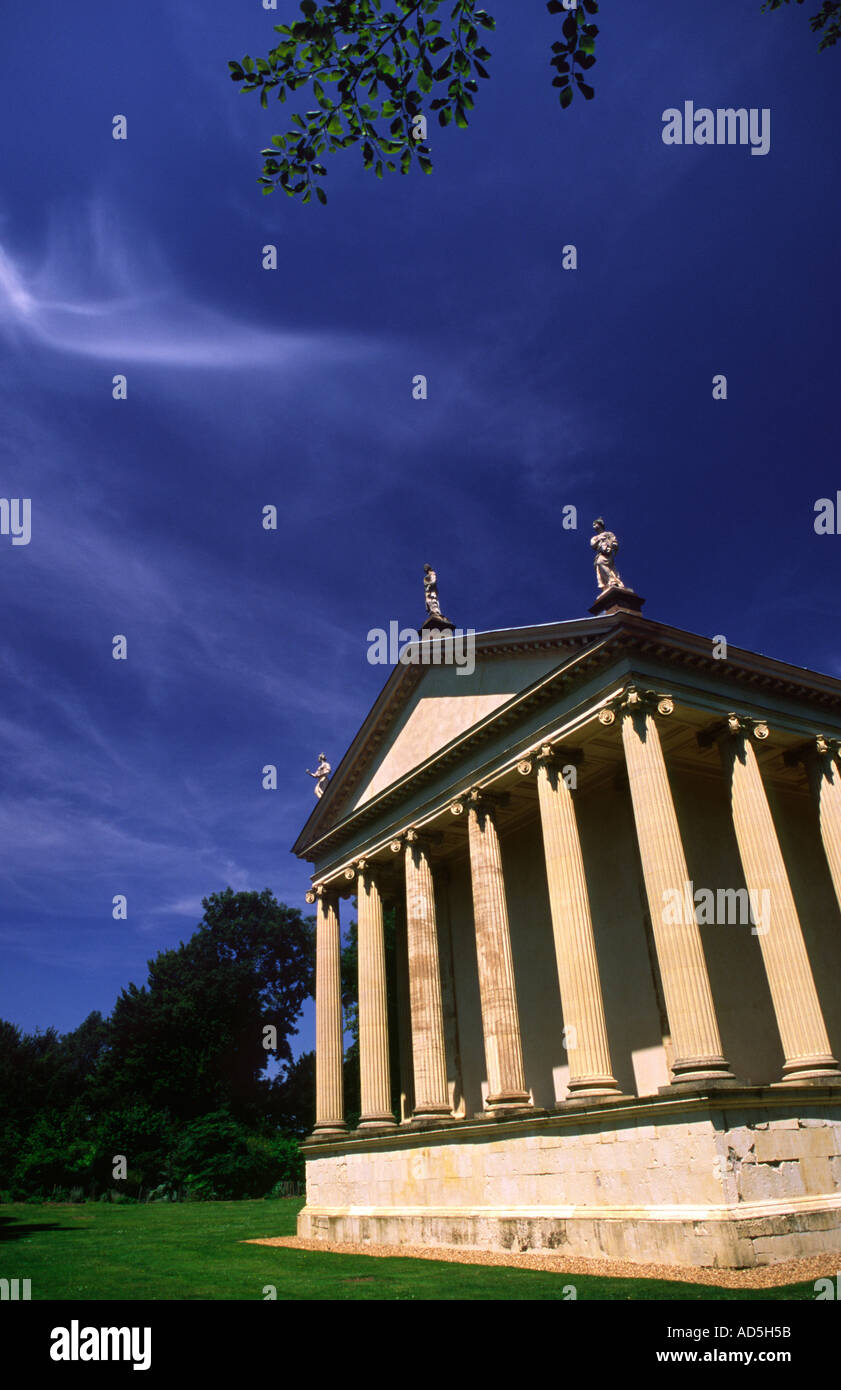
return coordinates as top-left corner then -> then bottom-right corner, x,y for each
297,1089 -> 841,1268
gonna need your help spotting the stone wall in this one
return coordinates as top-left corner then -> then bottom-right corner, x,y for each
298,1093 -> 841,1268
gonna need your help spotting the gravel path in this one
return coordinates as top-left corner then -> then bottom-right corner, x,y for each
245,1235 -> 837,1289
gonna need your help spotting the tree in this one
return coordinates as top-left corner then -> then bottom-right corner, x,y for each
270,1049 -> 316,1135
101,888 -> 314,1123
229,0 -> 838,204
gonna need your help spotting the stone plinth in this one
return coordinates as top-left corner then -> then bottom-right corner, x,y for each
298,1089 -> 841,1268
588,586 -> 645,617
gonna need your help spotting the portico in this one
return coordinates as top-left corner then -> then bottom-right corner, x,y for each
293,604 -> 841,1267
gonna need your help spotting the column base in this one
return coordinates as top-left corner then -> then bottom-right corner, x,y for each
668,1057 -> 736,1087
776,1057 -> 841,1085
556,1092 -> 634,1110
412,1104 -> 456,1121
311,1121 -> 348,1139
356,1114 -> 398,1132
406,1114 -> 461,1131
566,1076 -> 623,1098
485,1090 -> 533,1111
659,1079 -> 744,1095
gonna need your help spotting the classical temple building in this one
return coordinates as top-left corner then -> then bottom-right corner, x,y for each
291,546 -> 841,1267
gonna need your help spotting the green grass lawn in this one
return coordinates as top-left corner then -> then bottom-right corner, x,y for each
0,1200 -> 820,1301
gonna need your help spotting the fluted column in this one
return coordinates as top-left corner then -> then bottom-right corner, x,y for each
606,688 -> 734,1084
452,789 -> 531,1110
351,860 -> 397,1128
306,885 -> 346,1136
787,736 -> 841,920
710,715 -> 841,1083
519,747 -> 621,1098
395,829 -> 452,1119
392,898 -> 415,1122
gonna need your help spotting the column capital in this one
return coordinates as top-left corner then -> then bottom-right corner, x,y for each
783,734 -> 841,768
306,882 -> 339,905
345,856 -> 374,880
598,686 -> 675,726
345,858 -> 397,897
449,787 -> 509,817
517,745 -> 582,777
390,826 -> 444,855
698,712 -> 770,749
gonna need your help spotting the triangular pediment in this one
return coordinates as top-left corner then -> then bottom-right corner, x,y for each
293,619 -> 611,852
352,648 -> 564,808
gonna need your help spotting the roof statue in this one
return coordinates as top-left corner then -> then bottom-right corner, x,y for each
422,564 -> 455,633
306,752 -> 331,798
591,518 -> 622,591
588,518 -> 645,617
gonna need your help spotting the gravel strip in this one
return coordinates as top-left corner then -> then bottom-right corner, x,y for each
244,1235 -> 836,1289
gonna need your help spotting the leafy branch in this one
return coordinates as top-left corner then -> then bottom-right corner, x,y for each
761,0 -> 841,50
547,0 -> 599,110
230,0 -> 838,205
228,0 -> 599,203
228,0 -> 495,202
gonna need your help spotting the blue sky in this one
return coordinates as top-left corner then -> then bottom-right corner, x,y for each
0,1 -> 838,1057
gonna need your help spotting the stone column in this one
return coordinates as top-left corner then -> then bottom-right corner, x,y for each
392,898 -> 415,1123
518,747 -> 621,1098
787,736 -> 841,921
306,885 -> 346,1136
395,829 -> 453,1120
351,860 -> 397,1128
710,715 -> 841,1083
606,688 -> 734,1084
452,789 -> 531,1111
434,869 -> 466,1117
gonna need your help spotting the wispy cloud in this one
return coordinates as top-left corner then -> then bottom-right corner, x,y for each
0,197 -> 371,369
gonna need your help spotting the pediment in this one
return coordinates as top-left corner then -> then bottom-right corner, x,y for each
352,649 -> 563,808
292,610 -> 841,863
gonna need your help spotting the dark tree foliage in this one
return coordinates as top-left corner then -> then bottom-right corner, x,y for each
762,0 -> 841,49
229,0 -> 837,204
102,888 -> 314,1123
270,1049 -> 316,1136
0,890 -> 316,1200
